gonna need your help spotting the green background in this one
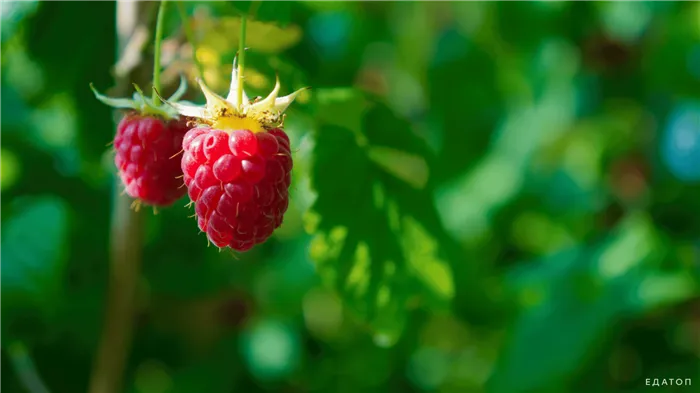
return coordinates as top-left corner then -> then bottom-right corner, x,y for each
2,1 -> 699,393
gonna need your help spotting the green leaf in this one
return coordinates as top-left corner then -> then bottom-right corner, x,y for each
427,28 -> 502,182
487,214 -> 698,392
367,146 -> 429,190
307,107 -> 454,345
1,196 -> 70,340
313,88 -> 368,138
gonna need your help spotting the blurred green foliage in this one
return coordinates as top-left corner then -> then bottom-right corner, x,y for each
2,1 -> 700,393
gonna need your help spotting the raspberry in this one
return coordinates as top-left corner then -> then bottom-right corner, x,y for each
114,114 -> 188,206
91,77 -> 191,208
182,127 -> 292,250
162,56 -> 306,251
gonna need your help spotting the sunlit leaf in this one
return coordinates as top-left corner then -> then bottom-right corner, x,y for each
198,16 -> 302,55
307,99 -> 454,344
313,87 -> 368,137
367,146 -> 429,190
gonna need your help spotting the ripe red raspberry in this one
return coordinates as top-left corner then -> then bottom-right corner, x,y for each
91,77 -> 191,208
114,114 -> 189,206
182,127 -> 292,250
163,56 -> 307,251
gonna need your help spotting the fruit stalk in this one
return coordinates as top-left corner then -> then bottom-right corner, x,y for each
87,2 -> 155,393
152,0 -> 168,105
237,14 -> 247,110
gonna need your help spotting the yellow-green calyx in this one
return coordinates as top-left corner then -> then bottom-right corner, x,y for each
162,58 -> 308,133
90,76 -> 188,120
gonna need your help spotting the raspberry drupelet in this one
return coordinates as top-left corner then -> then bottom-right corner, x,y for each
114,114 -> 189,206
163,58 -> 306,251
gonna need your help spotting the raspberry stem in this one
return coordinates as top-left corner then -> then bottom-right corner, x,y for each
152,0 -> 168,106
237,14 -> 247,111
88,3 -> 153,393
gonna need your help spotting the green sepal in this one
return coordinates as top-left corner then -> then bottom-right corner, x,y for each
89,75 -> 188,120
90,83 -> 138,110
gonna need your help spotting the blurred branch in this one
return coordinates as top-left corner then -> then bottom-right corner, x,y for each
8,342 -> 51,393
87,2 -> 156,393
113,26 -> 149,79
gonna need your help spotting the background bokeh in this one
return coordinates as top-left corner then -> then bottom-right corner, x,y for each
2,1 -> 700,393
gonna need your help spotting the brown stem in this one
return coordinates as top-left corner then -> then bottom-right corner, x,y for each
88,2 -> 156,393
88,191 -> 143,393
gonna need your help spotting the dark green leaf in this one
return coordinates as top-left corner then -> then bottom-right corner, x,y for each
307,93 -> 456,345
